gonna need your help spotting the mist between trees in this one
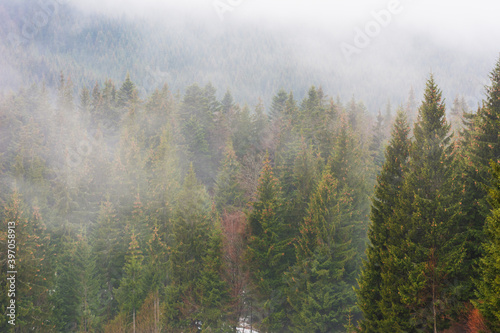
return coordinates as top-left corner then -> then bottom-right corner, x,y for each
0,56 -> 500,332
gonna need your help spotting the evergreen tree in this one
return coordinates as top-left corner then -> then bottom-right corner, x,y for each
3,192 -> 53,331
475,161 -> 500,331
114,230 -> 145,333
214,139 -> 245,213
459,57 -> 500,279
221,89 -> 235,115
287,169 -> 358,332
180,84 -> 216,187
387,76 -> 465,331
80,85 -> 91,114
92,200 -> 126,324
52,234 -> 84,332
76,231 -> 101,333
143,226 -> 167,333
270,89 -> 288,120
117,73 -> 137,107
164,165 -> 230,332
357,108 -> 411,332
328,115 -> 369,262
246,154 -> 292,332
282,138 -> 322,251
196,218 -> 232,331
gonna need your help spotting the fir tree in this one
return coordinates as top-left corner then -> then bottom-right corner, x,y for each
3,192 -> 53,331
287,169 -> 358,332
117,73 -> 137,107
475,161 -> 500,331
221,89 -> 235,115
92,200 -> 126,324
357,108 -> 411,332
456,58 -> 500,296
214,139 -> 245,213
164,165 -> 230,331
270,89 -> 288,120
246,154 -> 292,332
114,230 -> 145,333
52,234 -> 84,332
388,76 -> 465,331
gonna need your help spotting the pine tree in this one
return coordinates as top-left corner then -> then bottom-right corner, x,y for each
143,226 -> 167,333
80,86 -> 91,115
475,161 -> 500,331
270,89 -> 288,120
180,84 -> 216,187
282,138 -> 322,251
91,200 -> 126,324
221,89 -> 235,115
76,231 -> 100,333
196,218 -> 232,331
214,139 -> 245,213
328,115 -> 369,263
357,108 -> 411,332
245,154 -> 292,332
117,73 -> 137,107
164,165 -> 229,332
52,233 -> 84,332
3,192 -> 53,331
114,230 -> 145,333
387,76 -> 465,332
287,169 -> 358,332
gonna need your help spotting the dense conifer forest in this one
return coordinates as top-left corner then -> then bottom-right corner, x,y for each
1,1 -> 500,332
1,62 -> 500,331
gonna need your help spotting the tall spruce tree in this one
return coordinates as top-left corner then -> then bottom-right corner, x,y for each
357,108 -> 411,332
475,161 -> 500,331
114,230 -> 145,333
387,76 -> 465,332
164,165 -> 230,332
270,89 -> 288,120
246,154 -> 293,332
286,168 -> 358,332
457,58 -> 500,306
214,139 -> 245,213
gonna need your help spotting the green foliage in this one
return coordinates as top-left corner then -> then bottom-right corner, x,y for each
164,165 -> 231,331
475,161 -> 500,331
246,154 -> 293,331
357,108 -> 411,332
214,140 -> 246,213
4,57 -> 499,332
287,169 -> 358,332
379,76 -> 465,331
114,230 -> 145,328
456,57 -> 500,305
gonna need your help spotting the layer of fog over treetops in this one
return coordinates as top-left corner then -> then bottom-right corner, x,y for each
3,0 -> 500,332
1,0 -> 499,111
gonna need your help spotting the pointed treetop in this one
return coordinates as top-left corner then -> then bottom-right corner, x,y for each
413,74 -> 449,141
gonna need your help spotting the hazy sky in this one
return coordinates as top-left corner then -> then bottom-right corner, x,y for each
3,0 -> 499,110
71,0 -> 500,52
